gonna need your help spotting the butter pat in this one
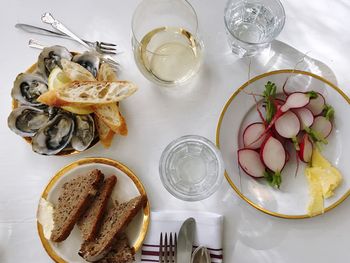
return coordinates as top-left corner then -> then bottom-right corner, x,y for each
305,148 -> 343,217
37,198 -> 55,240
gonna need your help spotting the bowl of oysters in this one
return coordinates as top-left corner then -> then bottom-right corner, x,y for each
8,45 -> 137,155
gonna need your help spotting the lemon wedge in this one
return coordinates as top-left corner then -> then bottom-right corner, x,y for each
47,67 -> 94,115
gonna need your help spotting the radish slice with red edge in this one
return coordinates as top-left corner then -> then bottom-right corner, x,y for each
260,135 -> 286,173
280,92 -> 311,112
310,116 -> 332,139
274,111 -> 301,139
243,122 -> 266,149
307,92 -> 325,116
238,149 -> 266,178
299,134 -> 313,163
293,108 -> 314,129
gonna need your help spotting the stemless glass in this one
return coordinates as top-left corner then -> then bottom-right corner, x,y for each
224,0 -> 285,57
132,0 -> 203,86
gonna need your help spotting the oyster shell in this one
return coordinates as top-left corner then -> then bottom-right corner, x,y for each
71,114 -> 95,151
8,106 -> 50,137
38,45 -> 72,78
11,73 -> 48,106
32,113 -> 75,155
72,52 -> 100,78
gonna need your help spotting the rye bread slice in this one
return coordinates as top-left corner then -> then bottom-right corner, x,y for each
50,169 -> 104,242
78,176 -> 117,241
79,195 -> 147,262
96,233 -> 134,263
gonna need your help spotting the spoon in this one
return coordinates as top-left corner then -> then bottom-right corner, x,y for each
191,246 -> 211,263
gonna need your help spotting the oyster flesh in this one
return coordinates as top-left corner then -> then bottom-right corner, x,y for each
32,113 -> 75,155
11,73 -> 48,106
71,114 -> 95,151
38,45 -> 72,78
8,106 -> 50,137
72,52 -> 100,78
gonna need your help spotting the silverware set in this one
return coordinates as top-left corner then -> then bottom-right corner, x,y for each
17,12 -> 119,69
159,218 -> 210,263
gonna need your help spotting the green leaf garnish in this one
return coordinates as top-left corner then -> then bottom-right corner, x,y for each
264,170 -> 282,188
306,91 -> 318,99
263,81 -> 277,123
304,126 -> 328,145
322,104 -> 335,120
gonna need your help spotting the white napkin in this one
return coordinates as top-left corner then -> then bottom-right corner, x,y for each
141,211 -> 223,263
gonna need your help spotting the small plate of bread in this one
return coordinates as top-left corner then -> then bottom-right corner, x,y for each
37,158 -> 150,262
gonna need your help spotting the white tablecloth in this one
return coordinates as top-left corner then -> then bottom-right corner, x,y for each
0,0 -> 349,262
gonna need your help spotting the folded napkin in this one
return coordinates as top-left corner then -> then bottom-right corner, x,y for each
141,211 -> 223,263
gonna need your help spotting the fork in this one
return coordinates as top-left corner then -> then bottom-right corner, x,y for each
40,12 -> 119,67
159,232 -> 177,263
28,39 -> 119,70
15,23 -> 117,55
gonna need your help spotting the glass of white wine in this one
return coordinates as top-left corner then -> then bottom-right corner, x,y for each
132,0 -> 203,86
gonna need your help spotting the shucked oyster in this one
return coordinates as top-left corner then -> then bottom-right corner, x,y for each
32,113 -> 75,155
71,114 -> 95,151
38,45 -> 72,78
8,106 -> 50,137
72,52 -> 100,78
11,73 -> 48,106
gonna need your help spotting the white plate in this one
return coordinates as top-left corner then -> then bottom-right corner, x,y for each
216,70 -> 350,218
37,158 -> 150,263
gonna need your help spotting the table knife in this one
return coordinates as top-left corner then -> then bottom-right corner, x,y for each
177,217 -> 196,263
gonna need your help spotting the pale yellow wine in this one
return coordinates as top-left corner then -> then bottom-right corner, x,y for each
135,27 -> 202,84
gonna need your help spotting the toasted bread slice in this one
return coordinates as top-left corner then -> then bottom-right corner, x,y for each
78,176 -> 117,241
37,81 -> 137,107
94,115 -> 115,148
50,169 -> 104,242
96,233 -> 134,263
93,103 -> 127,135
97,63 -> 118,82
79,195 -> 147,262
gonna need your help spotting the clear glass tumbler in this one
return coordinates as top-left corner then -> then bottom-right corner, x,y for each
132,0 -> 203,86
224,0 -> 285,57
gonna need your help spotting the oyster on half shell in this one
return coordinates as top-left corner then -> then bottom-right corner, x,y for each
38,45 -> 72,78
72,52 -> 100,78
11,73 -> 48,106
71,114 -> 95,151
8,106 -> 50,137
32,113 -> 75,155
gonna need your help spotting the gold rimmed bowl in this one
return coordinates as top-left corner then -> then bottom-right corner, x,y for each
216,69 -> 350,219
37,157 -> 150,262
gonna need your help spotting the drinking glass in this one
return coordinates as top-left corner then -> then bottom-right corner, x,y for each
224,0 -> 285,57
132,0 -> 203,86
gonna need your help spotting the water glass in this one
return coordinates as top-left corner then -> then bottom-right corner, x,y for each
132,0 -> 203,86
224,0 -> 285,57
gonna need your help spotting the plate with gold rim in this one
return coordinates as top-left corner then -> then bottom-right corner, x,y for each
37,157 -> 150,263
216,69 -> 350,219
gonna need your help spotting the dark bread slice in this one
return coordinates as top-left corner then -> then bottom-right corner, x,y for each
96,233 -> 134,263
50,169 -> 104,242
78,176 -> 117,241
79,195 -> 147,262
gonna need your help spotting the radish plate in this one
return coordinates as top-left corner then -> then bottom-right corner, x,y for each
243,122 -> 266,149
238,149 -> 266,178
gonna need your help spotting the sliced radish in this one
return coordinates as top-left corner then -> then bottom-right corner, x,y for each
299,134 -> 313,163
274,111 -> 301,139
260,135 -> 286,173
293,108 -> 314,129
238,149 -> 266,178
280,92 -> 310,112
243,122 -> 266,149
310,116 -> 332,139
307,92 -> 325,116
